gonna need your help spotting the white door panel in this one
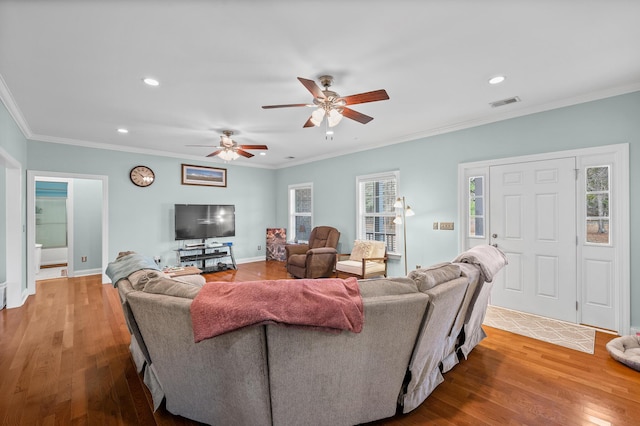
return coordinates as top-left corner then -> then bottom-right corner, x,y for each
490,158 -> 576,323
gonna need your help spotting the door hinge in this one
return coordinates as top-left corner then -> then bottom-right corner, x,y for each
576,301 -> 579,311
574,168 -> 579,180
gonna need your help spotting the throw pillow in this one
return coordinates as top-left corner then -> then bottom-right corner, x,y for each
349,240 -> 373,262
408,262 -> 462,292
369,241 -> 386,259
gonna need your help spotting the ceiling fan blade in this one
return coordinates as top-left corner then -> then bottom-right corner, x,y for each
342,107 -> 374,124
238,145 -> 268,150
236,149 -> 254,158
262,103 -> 311,109
342,89 -> 389,105
298,77 -> 325,99
303,116 -> 316,128
206,150 -> 223,157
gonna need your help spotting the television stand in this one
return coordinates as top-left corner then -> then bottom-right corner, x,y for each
175,243 -> 236,273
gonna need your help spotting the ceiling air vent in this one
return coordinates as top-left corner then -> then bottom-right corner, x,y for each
489,96 -> 521,108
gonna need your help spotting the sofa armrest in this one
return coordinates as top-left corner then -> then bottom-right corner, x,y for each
308,247 -> 337,255
285,243 -> 309,258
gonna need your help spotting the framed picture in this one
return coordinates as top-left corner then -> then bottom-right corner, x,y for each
181,164 -> 227,187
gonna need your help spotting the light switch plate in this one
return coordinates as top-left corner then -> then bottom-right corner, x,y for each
439,222 -> 454,230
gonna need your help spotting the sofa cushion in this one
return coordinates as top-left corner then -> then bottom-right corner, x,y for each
142,276 -> 202,299
173,274 -> 206,287
408,262 -> 461,292
337,260 -> 386,277
358,277 -> 419,298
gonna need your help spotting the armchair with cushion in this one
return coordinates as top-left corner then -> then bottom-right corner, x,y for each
285,226 -> 340,278
336,240 -> 388,279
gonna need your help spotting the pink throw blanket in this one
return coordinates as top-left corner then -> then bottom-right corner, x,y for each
190,277 -> 364,342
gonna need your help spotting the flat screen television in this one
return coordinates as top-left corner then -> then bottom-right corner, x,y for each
174,204 -> 235,240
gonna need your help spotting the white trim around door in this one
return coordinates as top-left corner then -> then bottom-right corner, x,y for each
27,171 -> 109,296
458,143 -> 630,335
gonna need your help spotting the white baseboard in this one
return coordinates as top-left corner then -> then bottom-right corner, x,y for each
74,268 -> 102,277
236,256 -> 268,264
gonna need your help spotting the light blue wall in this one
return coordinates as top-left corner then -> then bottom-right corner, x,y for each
0,100 -> 28,288
276,91 -> 640,327
26,141 -> 277,266
73,179 -> 102,271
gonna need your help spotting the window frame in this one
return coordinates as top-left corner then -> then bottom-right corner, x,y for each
288,182 -> 313,243
356,170 -> 400,255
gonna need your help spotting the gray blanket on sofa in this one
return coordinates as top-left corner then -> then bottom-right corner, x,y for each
105,253 -> 160,287
452,244 -> 507,283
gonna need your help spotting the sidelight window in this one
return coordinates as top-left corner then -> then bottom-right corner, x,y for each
585,166 -> 610,245
468,176 -> 485,238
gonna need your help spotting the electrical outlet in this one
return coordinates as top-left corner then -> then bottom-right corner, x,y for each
258,245 -> 262,250
81,256 -> 87,262
439,222 -> 455,231
433,222 -> 439,230
416,265 -> 422,270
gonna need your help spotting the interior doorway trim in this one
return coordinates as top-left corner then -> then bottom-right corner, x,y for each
27,170 -> 109,295
1,146 -> 24,308
457,143 -> 630,335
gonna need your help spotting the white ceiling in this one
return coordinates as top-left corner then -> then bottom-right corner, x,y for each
1,1 -> 639,169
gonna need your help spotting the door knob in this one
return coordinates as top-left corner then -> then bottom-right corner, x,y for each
492,234 -> 498,238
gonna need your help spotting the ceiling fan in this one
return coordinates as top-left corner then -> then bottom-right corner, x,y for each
262,75 -> 389,128
188,130 -> 268,161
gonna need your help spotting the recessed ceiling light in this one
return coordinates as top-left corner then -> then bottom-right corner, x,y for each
117,128 -> 129,134
259,152 -> 266,156
143,77 -> 159,86
489,75 -> 506,85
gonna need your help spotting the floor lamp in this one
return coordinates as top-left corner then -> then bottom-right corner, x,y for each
393,196 -> 415,275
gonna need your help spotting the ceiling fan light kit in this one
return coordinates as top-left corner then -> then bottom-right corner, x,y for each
262,75 -> 389,128
190,130 -> 268,162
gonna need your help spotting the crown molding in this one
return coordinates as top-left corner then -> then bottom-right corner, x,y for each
0,73 -> 33,138
27,132 -> 277,170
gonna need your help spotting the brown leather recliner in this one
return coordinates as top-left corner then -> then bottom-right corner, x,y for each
285,226 -> 340,278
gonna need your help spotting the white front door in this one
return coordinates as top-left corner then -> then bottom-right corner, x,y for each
489,157 -> 577,323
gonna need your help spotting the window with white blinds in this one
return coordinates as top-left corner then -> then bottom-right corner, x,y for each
356,171 -> 399,254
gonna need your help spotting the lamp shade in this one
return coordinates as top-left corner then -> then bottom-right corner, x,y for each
327,109 -> 343,127
218,149 -> 239,161
310,108 -> 326,126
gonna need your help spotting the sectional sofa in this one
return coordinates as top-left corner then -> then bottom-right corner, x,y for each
108,245 -> 506,426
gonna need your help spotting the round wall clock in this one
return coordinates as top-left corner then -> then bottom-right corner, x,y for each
129,165 -> 155,187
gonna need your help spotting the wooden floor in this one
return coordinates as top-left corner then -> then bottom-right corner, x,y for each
1,261 -> 638,425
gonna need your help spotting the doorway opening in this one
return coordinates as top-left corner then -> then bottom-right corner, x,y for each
27,171 -> 109,295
